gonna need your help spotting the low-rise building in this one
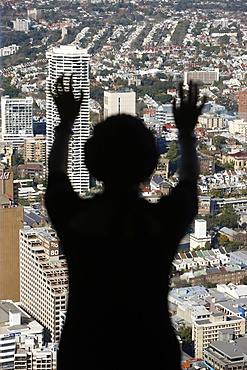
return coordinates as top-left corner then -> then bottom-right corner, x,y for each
0,300 -> 44,369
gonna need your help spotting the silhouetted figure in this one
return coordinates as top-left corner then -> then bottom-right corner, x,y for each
45,75 -> 205,369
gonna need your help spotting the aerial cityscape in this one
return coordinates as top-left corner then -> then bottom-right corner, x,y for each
0,0 -> 247,368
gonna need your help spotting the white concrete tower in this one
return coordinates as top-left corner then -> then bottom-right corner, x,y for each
46,45 -> 90,194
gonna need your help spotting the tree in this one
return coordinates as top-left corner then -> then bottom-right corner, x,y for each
166,141 -> 180,175
217,234 -> 229,247
241,276 -> 247,285
179,323 -> 192,343
218,204 -> 240,229
204,241 -> 211,250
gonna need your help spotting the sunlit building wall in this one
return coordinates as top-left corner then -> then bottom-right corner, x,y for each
46,45 -> 90,194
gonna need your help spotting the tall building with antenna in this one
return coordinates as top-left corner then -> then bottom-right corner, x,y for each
46,45 -> 90,194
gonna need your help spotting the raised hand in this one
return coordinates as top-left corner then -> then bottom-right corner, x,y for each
173,80 -> 206,135
51,74 -> 83,133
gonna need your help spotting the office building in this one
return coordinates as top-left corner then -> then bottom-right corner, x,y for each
19,226 -> 68,343
184,69 -> 219,85
198,112 -> 225,129
104,90 -> 136,119
0,300 -> 44,369
46,45 -> 90,194
238,86 -> 247,121
0,168 -> 23,301
193,312 -> 245,359
1,96 -> 33,147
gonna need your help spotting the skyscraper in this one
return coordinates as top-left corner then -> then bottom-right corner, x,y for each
46,45 -> 90,194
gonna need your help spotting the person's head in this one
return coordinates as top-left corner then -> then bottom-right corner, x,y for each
84,114 -> 158,187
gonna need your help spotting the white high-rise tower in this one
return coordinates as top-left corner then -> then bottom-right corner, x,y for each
46,45 -> 90,194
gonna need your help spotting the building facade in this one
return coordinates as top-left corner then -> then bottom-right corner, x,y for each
193,313 -> 245,359
184,69 -> 220,85
24,135 -> 46,163
198,113 -> 224,129
238,86 -> 247,122
0,300 -> 44,369
14,345 -> 58,370
19,226 -> 68,343
0,172 -> 23,301
1,96 -> 33,147
104,90 -> 136,119
228,118 -> 247,139
46,45 -> 90,194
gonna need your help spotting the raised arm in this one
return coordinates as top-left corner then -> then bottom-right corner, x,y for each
48,74 -> 83,175
173,80 -> 206,184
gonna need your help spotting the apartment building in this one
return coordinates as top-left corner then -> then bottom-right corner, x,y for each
19,226 -> 68,343
46,45 -> 90,194
17,162 -> 45,180
228,118 -> 247,137
24,135 -> 46,163
193,312 -> 245,359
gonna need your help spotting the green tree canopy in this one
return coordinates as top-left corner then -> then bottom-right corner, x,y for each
166,141 -> 180,175
179,323 -> 192,343
218,204 -> 240,229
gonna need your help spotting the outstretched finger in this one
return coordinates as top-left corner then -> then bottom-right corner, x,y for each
193,82 -> 198,106
69,74 -> 74,93
179,81 -> 184,105
61,73 -> 65,92
55,76 -> 63,96
172,96 -> 177,114
79,89 -> 84,104
188,80 -> 193,103
198,95 -> 207,114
